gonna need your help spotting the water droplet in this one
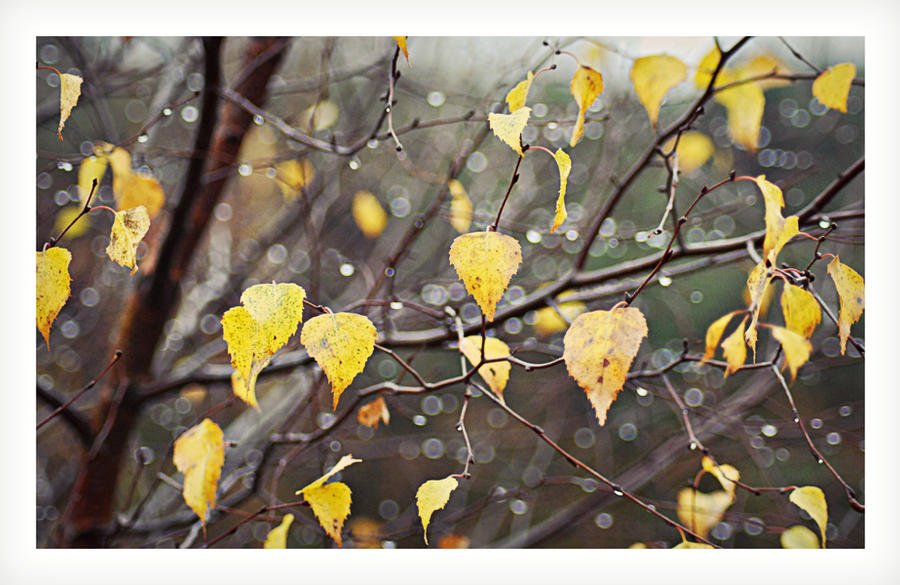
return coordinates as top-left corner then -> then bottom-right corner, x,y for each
658,275 -> 672,287
613,489 -> 624,497
793,417 -> 800,424
162,107 -> 173,117
339,263 -> 354,277
526,230 -> 542,244
817,458 -> 824,464
56,161 -> 73,172
389,301 -> 403,310
689,442 -> 697,451
253,114 -> 264,125
413,415 -> 426,426
237,163 -> 253,177
137,133 -> 149,144
348,158 -> 360,170
427,91 -> 446,107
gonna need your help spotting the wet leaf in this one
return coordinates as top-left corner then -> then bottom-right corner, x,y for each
755,176 -> 799,265
448,179 -> 472,233
36,247 -> 72,348
357,396 -> 390,429
533,293 -> 587,337
173,418 -> 225,527
677,488 -> 732,539
771,325 -> 812,381
780,525 -> 820,549
717,81 -> 765,151
264,514 -> 294,549
701,456 -> 740,500
352,190 -> 388,238
416,476 -> 458,546
301,312 -> 377,409
702,310 -> 742,362
295,454 -> 362,546
745,260 -> 771,360
789,486 -> 828,548
569,65 -> 604,147
826,256 -> 864,355
505,71 -> 534,112
781,284 -> 821,339
721,316 -> 747,378
488,107 -> 531,156
106,206 -> 150,275
812,63 -> 855,113
459,336 -> 511,400
630,54 -> 687,127
449,231 -> 522,321
563,307 -> 648,425
57,73 -> 83,140
551,148 -> 572,233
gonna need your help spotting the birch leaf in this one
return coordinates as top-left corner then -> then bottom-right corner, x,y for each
449,231 -> 522,321
721,316 -> 748,378
694,46 -> 721,89
569,65 -> 604,147
756,175 -> 799,265
789,486 -> 828,548
392,36 -> 409,66
701,456 -> 740,500
702,310 -> 741,362
505,71 -> 534,112
630,54 -> 687,127
533,293 -> 587,337
264,514 -> 294,549
448,179 -> 472,233
781,284 -> 821,339
488,107 -> 531,156
119,173 -> 165,219
563,307 -> 648,425
173,418 -> 225,527
781,525 -> 820,549
745,260 -> 771,360
673,541 -> 715,549
812,63 -> 855,113
826,256 -> 864,355
551,148 -> 572,233
352,190 -> 388,238
416,476 -> 459,546
106,206 -> 150,275
275,158 -> 315,203
57,73 -> 83,140
36,247 -> 72,348
221,283 -> 306,407
295,454 -> 362,546
438,534 -> 470,548
677,488 -> 732,539
664,131 -> 714,174
78,154 -> 108,204
459,336 -> 511,401
357,396 -> 390,429
771,325 -> 812,381
301,312 -> 377,409
717,81 -> 765,151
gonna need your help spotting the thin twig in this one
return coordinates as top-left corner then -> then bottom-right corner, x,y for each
37,350 -> 122,431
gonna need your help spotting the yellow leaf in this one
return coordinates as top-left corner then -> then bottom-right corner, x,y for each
701,456 -> 740,500
263,514 -> 294,549
780,525 -> 820,549
448,179 -> 472,233
459,336 -> 511,401
789,486 -> 828,547
677,488 -> 732,539
755,175 -> 799,265
720,316 -> 747,378
770,325 -> 812,381
781,284 -> 821,339
275,158 -> 315,203
826,256 -> 864,355
745,260 -> 771,360
349,517 -> 383,549
438,534 -> 470,548
533,294 -> 587,337
36,247 -> 72,348
717,81 -> 765,151
119,173 -> 165,219
173,418 -> 225,526
52,207 -> 89,241
563,307 -> 648,425
505,71 -> 534,112
664,131 -> 714,175
301,312 -> 377,409
673,541 -> 715,549
221,283 -> 306,407
392,36 -> 409,65
449,231 -> 522,321
702,310 -> 741,362
488,107 -> 531,156
107,146 -> 133,201
630,54 -> 687,128
106,206 -> 150,275
551,148 -> 572,233
628,542 -> 648,549
416,476 -> 459,546
694,46 -> 721,89
569,65 -> 604,147
812,63 -> 855,113
357,395 -> 390,429
302,100 -> 339,132
57,73 -> 83,140
295,454 -> 362,546
742,54 -> 792,90
78,154 -> 108,205
352,190 -> 388,238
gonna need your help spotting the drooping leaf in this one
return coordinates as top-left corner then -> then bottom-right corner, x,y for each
694,46 -> 721,89
448,179 -> 472,233
107,145 -> 133,200
780,525 -> 820,549
36,247 -> 72,348
630,54 -> 687,128
57,73 -> 83,140
812,63 -> 855,113
702,310 -> 741,362
826,256 -> 864,355
701,456 -> 740,500
416,476 -> 459,546
569,65 -> 604,147
357,395 -> 390,429
392,36 -> 409,66
449,231 -> 522,321
677,487 -> 732,539
664,131 -> 714,175
78,154 -> 108,204
295,454 -> 362,547
173,418 -> 225,527
264,514 -> 294,549
459,336 -> 511,401
301,312 -> 377,409
221,283 -> 306,407
781,284 -> 821,339
770,325 -> 812,381
717,81 -> 765,151
505,71 -> 534,112
488,107 -> 531,156
302,100 -> 339,132
106,206 -> 150,275
745,260 -> 771,360
119,173 -> 165,219
275,158 -> 315,202
755,176 -> 799,265
720,316 -> 748,378
563,307 -> 648,425
352,190 -> 388,238
741,54 -> 792,90
533,292 -> 587,337
789,486 -> 828,548
551,148 -> 572,233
